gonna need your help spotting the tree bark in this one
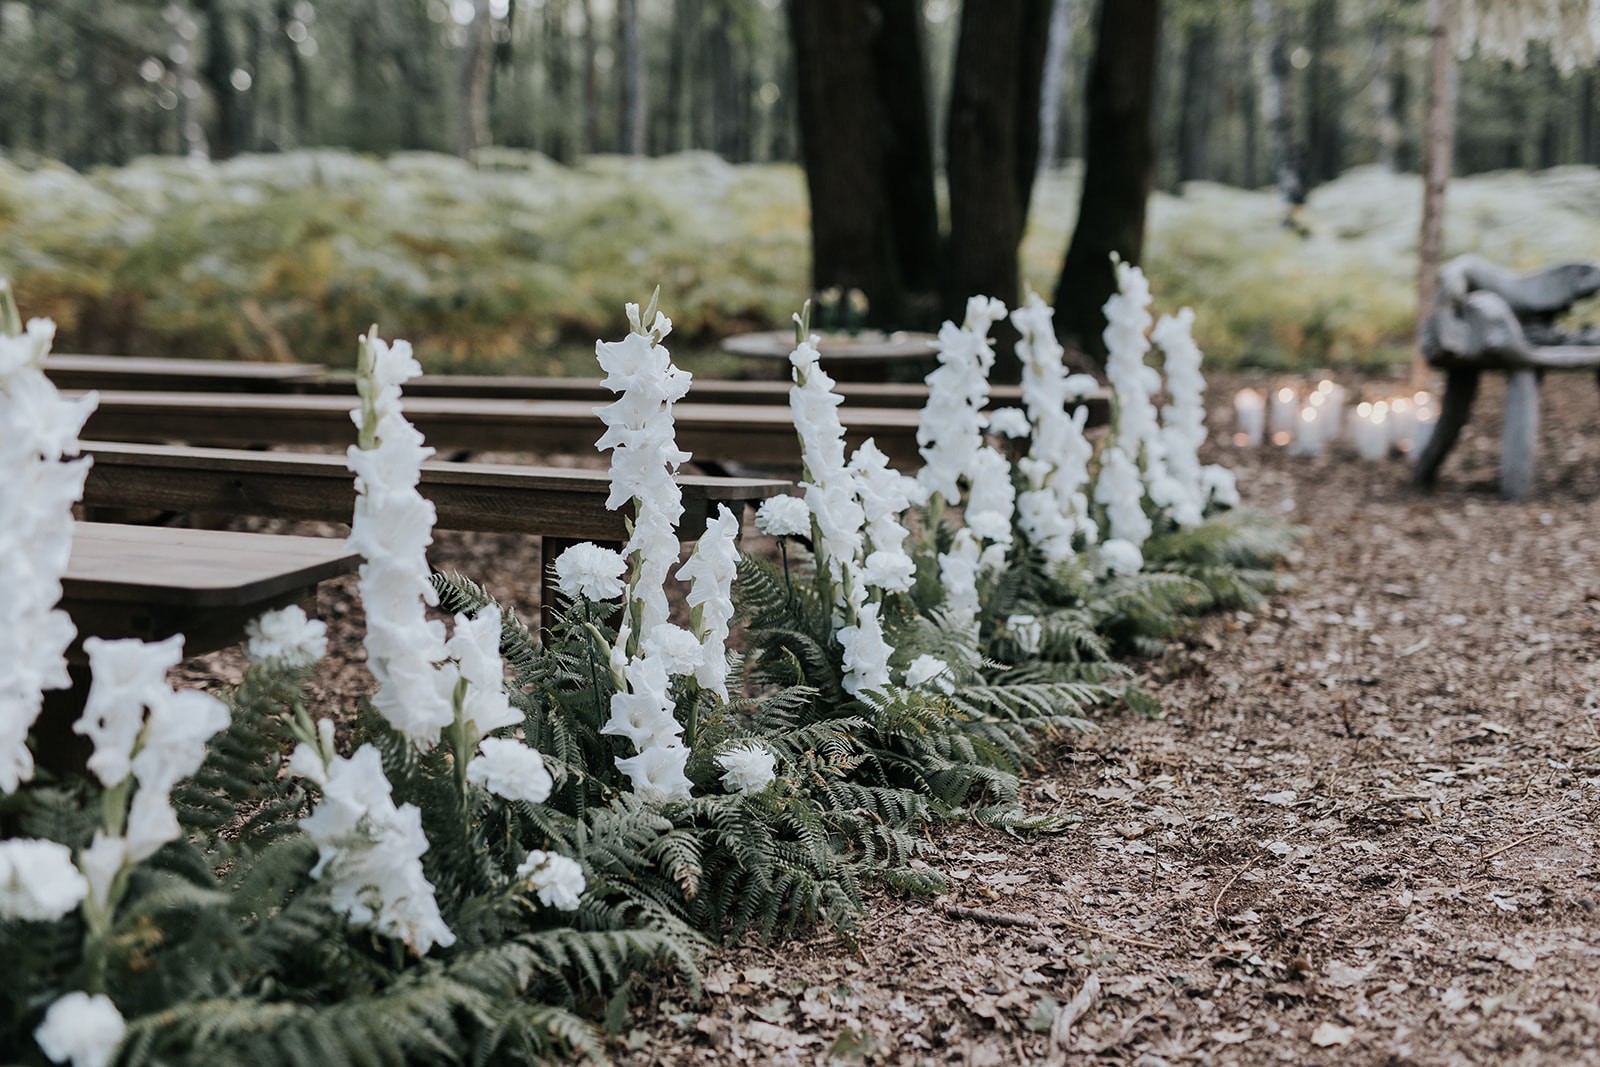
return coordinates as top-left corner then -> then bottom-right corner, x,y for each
196,0 -> 243,158
457,0 -> 494,158
620,0 -> 646,155
1176,15 -> 1217,183
1037,0 -> 1077,172
1052,0 -> 1161,366
945,0 -> 1052,330
1372,16 -> 1400,172
1304,0 -> 1342,187
789,0 -> 940,328
276,0 -> 309,145
1415,0 -> 1458,388
1253,0 -> 1300,209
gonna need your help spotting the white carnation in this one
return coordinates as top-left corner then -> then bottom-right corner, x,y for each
643,625 -> 705,677
716,742 -> 776,795
516,849 -> 586,911
552,542 -> 627,602
860,549 -> 915,593
33,992 -> 125,1067
244,605 -> 327,668
754,494 -> 810,537
466,737 -> 553,804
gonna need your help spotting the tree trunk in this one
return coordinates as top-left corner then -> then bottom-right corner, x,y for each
620,0 -> 646,155
457,0 -> 494,158
173,3 -> 210,160
1176,15 -> 1217,184
1372,17 -> 1400,171
581,0 -> 599,155
1037,0 -> 1076,172
1253,0 -> 1300,209
946,0 -> 1052,331
1415,0 -> 1458,388
276,0 -> 310,145
1052,0 -> 1162,366
194,0 -> 243,158
789,0 -> 940,328
1304,0 -> 1341,187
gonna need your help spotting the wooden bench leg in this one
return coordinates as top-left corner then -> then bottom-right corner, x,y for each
1412,368 -> 1479,490
1500,368 -> 1539,501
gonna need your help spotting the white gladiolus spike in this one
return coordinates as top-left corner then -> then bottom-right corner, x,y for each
1152,308 -> 1207,527
346,328 -> 455,748
0,306 -> 97,794
676,504 -> 740,699
916,296 -> 1007,505
1011,293 -> 1097,556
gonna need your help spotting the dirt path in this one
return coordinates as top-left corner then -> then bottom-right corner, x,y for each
613,374 -> 1600,1066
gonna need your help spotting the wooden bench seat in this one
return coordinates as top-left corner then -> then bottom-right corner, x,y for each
75,391 -> 932,468
46,354 -> 325,393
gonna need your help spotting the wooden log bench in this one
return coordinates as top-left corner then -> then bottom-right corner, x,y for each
78,440 -> 791,630
45,354 -> 325,393
1414,254 -> 1600,501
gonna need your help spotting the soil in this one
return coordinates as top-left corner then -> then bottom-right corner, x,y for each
170,371 -> 1600,1066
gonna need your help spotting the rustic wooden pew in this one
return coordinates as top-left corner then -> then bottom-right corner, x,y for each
46,354 -> 324,393
79,440 -> 791,630
38,521 -> 359,772
75,391 -> 932,468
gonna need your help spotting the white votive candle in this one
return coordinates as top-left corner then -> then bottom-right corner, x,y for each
1289,404 -> 1325,456
1353,401 -> 1389,461
1270,385 -> 1299,441
1234,388 -> 1265,447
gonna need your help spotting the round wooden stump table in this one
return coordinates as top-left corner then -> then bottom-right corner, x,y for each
721,330 -> 940,383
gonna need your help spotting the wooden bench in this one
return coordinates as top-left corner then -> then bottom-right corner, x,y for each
74,391 -> 932,468
78,440 -> 791,630
46,354 -> 324,393
1414,254 -> 1600,500
36,522 -> 359,771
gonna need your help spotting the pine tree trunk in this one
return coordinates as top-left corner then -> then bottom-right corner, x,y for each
620,0 -> 646,155
789,0 -> 940,327
1253,0 -> 1300,209
1372,18 -> 1400,171
946,0 -> 1052,327
1304,0 -> 1341,187
457,0 -> 494,158
196,0 -> 243,158
1415,0 -> 1457,389
1052,0 -> 1161,366
276,0 -> 309,146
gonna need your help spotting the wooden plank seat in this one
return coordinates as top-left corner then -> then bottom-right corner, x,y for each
79,440 -> 790,543
46,354 -> 325,393
74,391 -> 932,468
47,352 -> 1114,424
1415,254 -> 1600,500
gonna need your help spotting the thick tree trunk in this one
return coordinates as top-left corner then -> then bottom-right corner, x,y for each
945,0 -> 1052,328
1176,16 -> 1217,183
1052,0 -> 1161,366
196,0 -> 243,158
276,0 -> 310,145
1416,0 -> 1458,388
1372,18 -> 1400,172
1037,0 -> 1077,172
1304,0 -> 1342,187
789,0 -> 940,328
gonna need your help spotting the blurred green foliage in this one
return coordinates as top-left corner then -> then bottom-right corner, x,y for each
6,148 -> 1600,374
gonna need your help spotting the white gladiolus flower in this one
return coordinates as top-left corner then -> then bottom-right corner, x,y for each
1202,465 -> 1241,509
755,494 -> 810,537
916,296 -> 1007,505
614,743 -> 694,803
297,745 -> 455,955
0,309 -> 96,794
1100,538 -> 1144,576
676,504 -> 740,699
643,625 -> 705,677
848,439 -> 920,555
1011,294 -> 1097,559
1006,614 -> 1043,655
347,329 -> 456,749
552,542 -> 627,602
985,407 -> 1031,439
467,737 -> 553,804
244,605 -> 327,668
0,839 -> 88,922
838,601 -> 893,698
716,742 -> 776,795
77,833 -> 126,911
1094,445 -> 1152,549
33,992 -> 125,1067
446,606 -> 520,736
964,447 -> 1016,554
903,654 -> 955,694
75,635 -> 186,789
517,849 -> 586,911
1062,373 -> 1100,400
1152,308 -> 1208,527
602,655 -> 681,750
939,529 -> 983,633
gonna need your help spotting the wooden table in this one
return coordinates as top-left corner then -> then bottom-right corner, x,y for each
47,354 -> 325,393
721,330 -> 941,383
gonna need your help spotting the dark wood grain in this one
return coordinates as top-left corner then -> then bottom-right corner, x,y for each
47,354 -> 324,393
81,441 -> 791,540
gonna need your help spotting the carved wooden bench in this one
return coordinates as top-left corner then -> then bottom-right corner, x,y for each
1413,254 -> 1600,501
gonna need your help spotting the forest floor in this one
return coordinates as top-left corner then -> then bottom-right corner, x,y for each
175,371 -> 1600,1066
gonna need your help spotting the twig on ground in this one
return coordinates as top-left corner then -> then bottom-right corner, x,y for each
939,904 -> 1163,949
1479,826 -> 1557,863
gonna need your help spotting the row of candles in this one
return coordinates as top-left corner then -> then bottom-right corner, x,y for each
1233,380 -> 1438,459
